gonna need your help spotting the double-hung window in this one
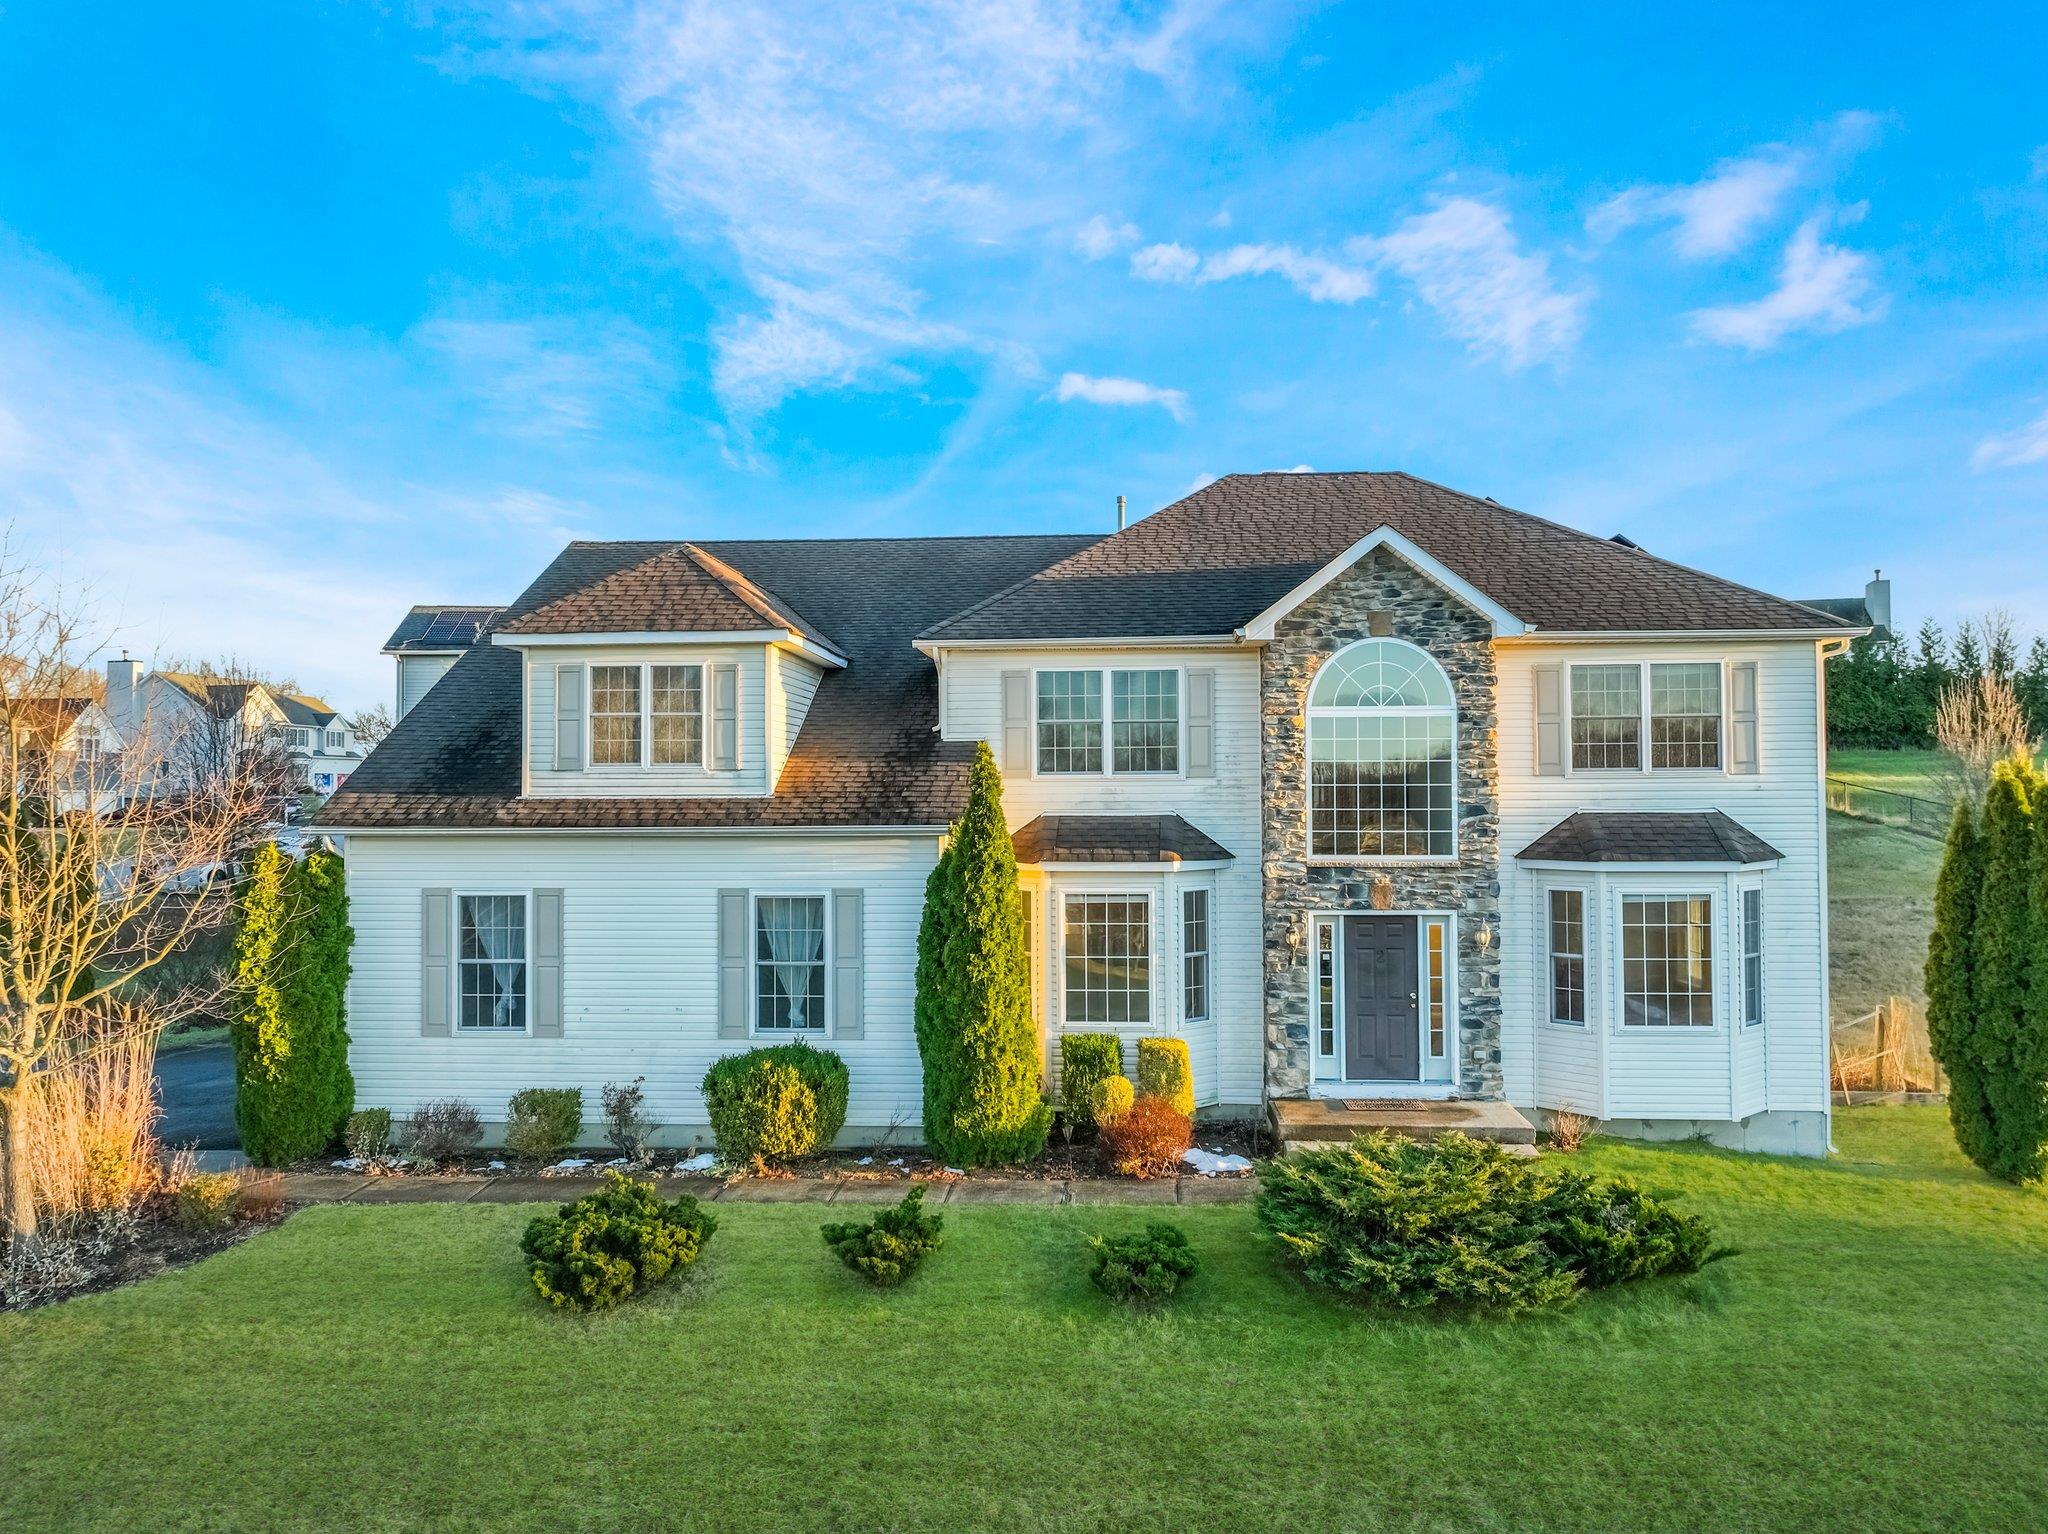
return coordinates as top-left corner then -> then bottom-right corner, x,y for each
1036,669 -> 1179,775
1741,888 -> 1764,1027
1548,889 -> 1586,1025
590,661 -> 706,768
1181,888 -> 1209,1023
458,893 -> 528,1031
590,665 -> 643,765
755,895 -> 826,1032
1569,662 -> 1723,772
1621,895 -> 1715,1027
1063,895 -> 1150,1024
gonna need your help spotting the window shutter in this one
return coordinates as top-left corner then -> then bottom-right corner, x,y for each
1729,661 -> 1759,775
717,888 -> 749,1038
554,663 -> 585,772
1533,663 -> 1564,776
832,888 -> 864,1040
1001,670 -> 1031,773
531,889 -> 564,1038
420,888 -> 451,1037
1186,668 -> 1216,778
711,663 -> 739,771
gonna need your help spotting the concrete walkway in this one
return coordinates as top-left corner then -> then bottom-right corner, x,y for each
278,1171 -> 1255,1207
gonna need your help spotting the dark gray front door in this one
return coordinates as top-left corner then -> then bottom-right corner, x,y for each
1343,916 -> 1420,1081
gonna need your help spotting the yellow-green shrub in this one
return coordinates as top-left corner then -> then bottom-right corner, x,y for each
700,1043 -> 849,1164
174,1172 -> 242,1232
1137,1038 -> 1195,1117
1059,1033 -> 1123,1128
1087,1074 -> 1135,1126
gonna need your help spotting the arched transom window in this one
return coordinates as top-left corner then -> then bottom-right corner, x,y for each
1307,639 -> 1456,859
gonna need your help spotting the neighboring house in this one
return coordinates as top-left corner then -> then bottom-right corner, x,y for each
382,605 -> 505,721
104,655 -> 366,800
319,472 -> 1864,1155
1799,571 -> 1893,642
7,696 -> 126,813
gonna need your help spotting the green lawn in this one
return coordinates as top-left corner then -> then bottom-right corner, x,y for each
1828,812 -> 1942,1023
5,1110 -> 2046,1533
1827,747 -> 1957,803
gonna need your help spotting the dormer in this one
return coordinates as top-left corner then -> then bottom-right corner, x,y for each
491,543 -> 846,799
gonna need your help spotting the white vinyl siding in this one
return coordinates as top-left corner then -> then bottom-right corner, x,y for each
396,653 -> 459,719
525,643 -> 769,797
1501,638 -> 1830,1127
344,830 -> 938,1136
938,645 -> 1263,1110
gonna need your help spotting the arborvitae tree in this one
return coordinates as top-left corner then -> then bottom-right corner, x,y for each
911,743 -> 1051,1166
2013,788 -> 2048,1181
230,843 -> 356,1165
1926,799 -> 1991,1170
1963,760 -> 2044,1182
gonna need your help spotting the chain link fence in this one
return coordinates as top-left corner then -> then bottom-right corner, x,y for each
1825,776 -> 1952,838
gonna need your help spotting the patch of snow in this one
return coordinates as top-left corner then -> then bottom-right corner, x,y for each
856,1156 -> 874,1166
541,1158 -> 594,1177
486,1160 -> 507,1172
331,1157 -> 363,1170
1181,1148 -> 1253,1176
888,1158 -> 906,1167
943,1167 -> 964,1176
604,1157 -> 629,1168
674,1152 -> 717,1173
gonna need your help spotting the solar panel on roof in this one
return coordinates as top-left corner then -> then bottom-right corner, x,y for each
421,609 -> 486,645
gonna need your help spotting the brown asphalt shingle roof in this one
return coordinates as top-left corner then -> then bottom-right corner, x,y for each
320,533 -> 1102,831
1515,811 -> 1784,866
921,472 -> 1857,641
1011,814 -> 1234,865
495,542 -> 833,647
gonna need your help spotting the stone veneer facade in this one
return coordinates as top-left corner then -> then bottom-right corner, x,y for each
1260,546 -> 1503,1098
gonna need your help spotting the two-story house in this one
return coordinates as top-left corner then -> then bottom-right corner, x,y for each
382,605 -> 506,721
105,657 -> 366,801
320,472 -> 1862,1156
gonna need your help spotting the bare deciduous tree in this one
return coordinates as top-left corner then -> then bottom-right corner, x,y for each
0,561 -> 276,1253
348,703 -> 394,748
1935,665 -> 2035,809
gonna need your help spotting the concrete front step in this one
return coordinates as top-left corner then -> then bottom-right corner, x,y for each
1271,1096 -> 1538,1155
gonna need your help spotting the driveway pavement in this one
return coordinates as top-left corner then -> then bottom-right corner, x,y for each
154,1040 -> 239,1150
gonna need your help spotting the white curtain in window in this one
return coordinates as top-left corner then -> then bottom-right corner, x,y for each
760,897 -> 824,1028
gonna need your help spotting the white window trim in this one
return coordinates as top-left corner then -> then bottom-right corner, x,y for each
1564,658 -> 1730,777
1739,882 -> 1765,1029
1058,888 -> 1157,1028
1544,884 -> 1592,1029
1614,888 -> 1721,1033
748,889 -> 832,1037
1180,885 -> 1212,1025
1304,637 -> 1459,867
1308,909 -> 1459,1089
584,658 -> 712,774
452,888 -> 534,1037
1030,665 -> 1186,779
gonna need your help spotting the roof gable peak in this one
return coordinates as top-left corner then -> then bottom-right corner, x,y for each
1238,524 -> 1526,641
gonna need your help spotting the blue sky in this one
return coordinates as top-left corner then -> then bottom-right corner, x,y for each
2,2 -> 2044,710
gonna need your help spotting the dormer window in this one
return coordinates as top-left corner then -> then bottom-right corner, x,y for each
591,662 -> 706,768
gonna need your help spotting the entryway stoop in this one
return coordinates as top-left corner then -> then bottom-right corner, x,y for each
1270,1097 -> 1537,1156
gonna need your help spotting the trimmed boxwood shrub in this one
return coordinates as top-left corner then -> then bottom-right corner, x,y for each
505,1088 -> 584,1162
1087,1073 -> 1136,1127
520,1170 -> 718,1313
1088,1221 -> 1199,1303
1060,1033 -> 1123,1128
1136,1038 -> 1195,1117
1098,1094 -> 1192,1177
701,1043 -> 849,1164
821,1185 -> 943,1287
1256,1131 -> 1724,1312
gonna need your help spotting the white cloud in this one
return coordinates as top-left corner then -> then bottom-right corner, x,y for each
412,312 -> 672,437
1355,198 -> 1588,368
1055,371 -> 1189,421
1973,406 -> 2048,471
1589,111 -> 1882,259
1130,241 -> 1374,303
1687,212 -> 1885,350
434,2 -> 1212,414
1075,214 -> 1139,260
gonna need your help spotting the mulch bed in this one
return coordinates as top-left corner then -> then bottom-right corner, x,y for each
293,1119 -> 1270,1184
1,1212 -> 287,1315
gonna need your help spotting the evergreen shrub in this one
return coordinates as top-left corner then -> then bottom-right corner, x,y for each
1136,1038 -> 1195,1117
520,1170 -> 717,1313
505,1088 -> 584,1162
701,1043 -> 848,1164
820,1185 -> 943,1287
1060,1033 -> 1123,1127
1087,1221 -> 1199,1303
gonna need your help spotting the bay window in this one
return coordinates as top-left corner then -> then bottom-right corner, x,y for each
1621,895 -> 1715,1027
1063,894 -> 1150,1024
1181,888 -> 1209,1023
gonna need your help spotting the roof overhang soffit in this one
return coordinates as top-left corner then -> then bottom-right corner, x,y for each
1236,524 -> 1527,641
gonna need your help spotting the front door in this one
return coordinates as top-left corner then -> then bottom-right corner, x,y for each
1343,916 -> 1420,1081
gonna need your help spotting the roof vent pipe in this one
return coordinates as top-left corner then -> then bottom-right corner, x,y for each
1117,494 -> 1126,532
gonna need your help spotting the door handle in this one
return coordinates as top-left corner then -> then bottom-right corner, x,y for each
1409,992 -> 1418,1001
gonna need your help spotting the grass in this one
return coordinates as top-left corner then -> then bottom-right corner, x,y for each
5,1110 -> 2046,1532
1828,812 -> 1942,1023
155,1023 -> 229,1053
1827,747 -> 1957,804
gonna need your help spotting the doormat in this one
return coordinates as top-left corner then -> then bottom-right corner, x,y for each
1336,1099 -> 1454,1114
